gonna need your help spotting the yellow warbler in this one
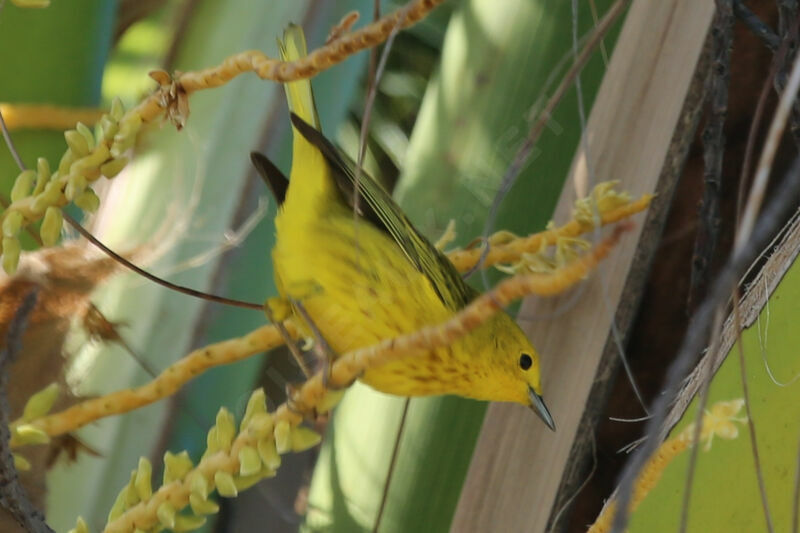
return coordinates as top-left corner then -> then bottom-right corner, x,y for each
251,25 -> 554,430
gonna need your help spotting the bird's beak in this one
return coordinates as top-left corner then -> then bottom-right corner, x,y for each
528,387 -> 556,431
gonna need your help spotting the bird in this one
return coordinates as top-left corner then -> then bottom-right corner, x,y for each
250,24 -> 554,430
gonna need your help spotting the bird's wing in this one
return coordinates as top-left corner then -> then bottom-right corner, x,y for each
289,113 -> 475,309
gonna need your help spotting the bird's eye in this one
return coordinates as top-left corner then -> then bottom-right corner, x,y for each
519,353 -> 533,371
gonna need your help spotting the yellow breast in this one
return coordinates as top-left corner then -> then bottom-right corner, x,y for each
272,203 -> 476,396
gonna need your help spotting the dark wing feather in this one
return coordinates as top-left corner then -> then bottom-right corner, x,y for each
289,113 -> 475,309
250,151 -> 288,205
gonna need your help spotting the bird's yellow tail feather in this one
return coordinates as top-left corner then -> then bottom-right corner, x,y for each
278,24 -> 320,130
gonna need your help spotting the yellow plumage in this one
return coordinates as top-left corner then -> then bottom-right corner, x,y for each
253,24 -> 554,429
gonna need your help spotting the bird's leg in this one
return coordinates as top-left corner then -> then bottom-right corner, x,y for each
263,297 -> 314,379
290,299 -> 339,389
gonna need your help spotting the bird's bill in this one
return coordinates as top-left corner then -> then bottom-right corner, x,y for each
528,387 -> 556,431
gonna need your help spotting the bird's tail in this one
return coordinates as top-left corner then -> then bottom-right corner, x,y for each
278,24 -> 320,130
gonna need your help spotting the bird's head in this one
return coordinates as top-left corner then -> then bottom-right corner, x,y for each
483,314 -> 555,431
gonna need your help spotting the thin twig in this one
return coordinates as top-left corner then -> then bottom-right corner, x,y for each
372,398 -> 410,533
793,427 -> 800,533
0,102 -> 262,311
472,0 -> 630,282
678,307 -> 724,533
732,291 -> 775,532
736,46 -> 782,225
62,214 -> 263,310
571,0 -> 648,414
612,154 -> 800,532
0,289 -> 53,533
732,0 -> 779,51
737,48 -> 800,250
774,2 -> 800,147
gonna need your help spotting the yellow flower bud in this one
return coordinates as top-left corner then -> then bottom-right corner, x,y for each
40,206 -> 63,247
65,175 -> 87,201
188,471 -> 209,500
64,129 -> 90,157
215,408 -> 236,451
76,122 -> 95,152
10,0 -> 50,7
274,420 -> 291,454
240,389 -> 267,431
107,484 -> 129,522
163,450 -> 194,484
214,471 -> 238,497
233,473 -> 264,491
247,412 -> 274,440
2,236 -> 21,275
100,156 -> 128,178
100,115 -> 118,141
257,436 -> 281,470
74,189 -> 100,213
68,516 -> 89,533
3,210 -> 24,238
31,183 -> 60,215
134,456 -> 152,501
122,470 -> 139,507
174,514 -> 207,532
110,136 -> 135,159
12,453 -> 30,471
238,446 -> 262,477
13,424 -> 50,446
58,149 -> 76,175
291,426 -> 321,452
156,501 -> 176,529
189,493 -> 219,515
110,97 -> 125,121
22,382 -> 60,421
10,170 -> 35,202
